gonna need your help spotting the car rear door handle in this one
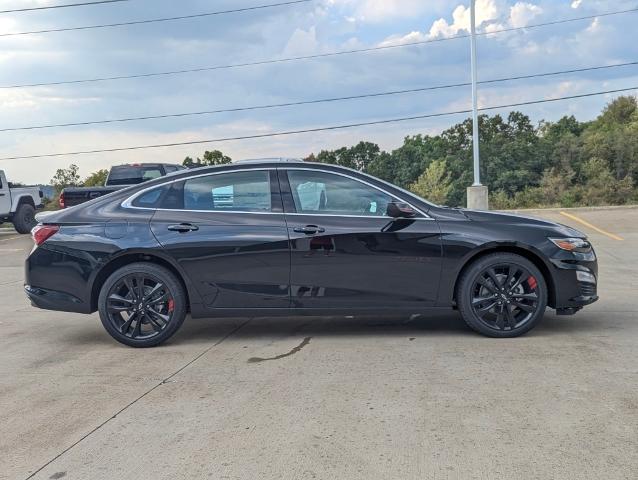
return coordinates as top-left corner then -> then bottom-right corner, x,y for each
167,223 -> 199,233
293,225 -> 325,235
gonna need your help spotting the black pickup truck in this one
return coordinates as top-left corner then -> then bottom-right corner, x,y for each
59,163 -> 186,208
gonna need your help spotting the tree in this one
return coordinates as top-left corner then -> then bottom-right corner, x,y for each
578,157 -> 634,206
51,164 -> 81,194
201,150 -> 231,165
310,142 -> 381,172
409,159 -> 452,205
303,95 -> 638,209
83,169 -> 108,187
183,150 -> 232,168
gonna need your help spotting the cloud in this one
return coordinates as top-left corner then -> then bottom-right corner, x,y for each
283,26 -> 319,56
428,0 -> 503,39
509,2 -> 543,28
324,0 -> 447,23
378,31 -> 426,48
0,89 -> 100,111
377,0 -> 544,46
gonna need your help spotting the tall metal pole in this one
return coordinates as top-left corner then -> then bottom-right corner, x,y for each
470,0 -> 481,186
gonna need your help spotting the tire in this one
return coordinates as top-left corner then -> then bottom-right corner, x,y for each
98,263 -> 187,347
12,203 -> 37,234
457,252 -> 548,338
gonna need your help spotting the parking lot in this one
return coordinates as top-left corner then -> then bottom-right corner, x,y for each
1,206 -> 637,480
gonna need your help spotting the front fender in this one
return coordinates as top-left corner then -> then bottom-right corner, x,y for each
437,238 -> 557,307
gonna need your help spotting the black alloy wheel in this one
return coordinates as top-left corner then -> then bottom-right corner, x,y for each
457,253 -> 547,338
98,263 -> 187,347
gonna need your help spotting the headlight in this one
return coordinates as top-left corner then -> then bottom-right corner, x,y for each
549,237 -> 592,253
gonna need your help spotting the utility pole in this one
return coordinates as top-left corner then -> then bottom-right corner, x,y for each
466,0 -> 489,210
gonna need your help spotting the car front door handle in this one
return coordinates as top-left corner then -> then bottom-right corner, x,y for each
167,223 -> 199,233
293,225 -> 325,235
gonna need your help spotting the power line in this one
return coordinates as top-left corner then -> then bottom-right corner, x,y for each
0,0 -> 311,37
0,0 -> 129,14
2,61 -> 636,132
2,86 -> 635,161
2,7 -> 636,87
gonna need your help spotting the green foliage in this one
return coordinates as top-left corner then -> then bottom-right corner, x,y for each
183,150 -> 232,168
306,95 -> 638,208
83,169 -> 108,187
51,164 -> 81,194
307,141 -> 381,172
409,159 -> 452,205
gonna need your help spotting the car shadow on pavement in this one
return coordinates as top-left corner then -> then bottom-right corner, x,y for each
171,311 -> 612,344
62,311 -> 617,347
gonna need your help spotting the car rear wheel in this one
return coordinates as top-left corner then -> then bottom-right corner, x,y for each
457,253 -> 548,338
13,203 -> 37,234
98,263 -> 187,347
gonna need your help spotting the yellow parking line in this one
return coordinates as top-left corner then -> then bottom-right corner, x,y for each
560,211 -> 624,241
0,235 -> 21,243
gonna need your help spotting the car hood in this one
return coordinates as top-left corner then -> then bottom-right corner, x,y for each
460,209 -> 587,238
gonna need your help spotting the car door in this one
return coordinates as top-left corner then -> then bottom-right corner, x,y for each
0,173 -> 10,215
279,168 -> 442,310
149,168 -> 290,309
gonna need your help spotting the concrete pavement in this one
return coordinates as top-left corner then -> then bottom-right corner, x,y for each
1,207 -> 637,480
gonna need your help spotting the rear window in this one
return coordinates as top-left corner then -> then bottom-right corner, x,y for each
107,166 -> 163,186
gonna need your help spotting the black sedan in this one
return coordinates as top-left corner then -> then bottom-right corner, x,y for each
25,159 -> 598,347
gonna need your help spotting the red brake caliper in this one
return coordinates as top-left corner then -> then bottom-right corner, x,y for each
527,276 -> 538,291
168,299 -> 175,313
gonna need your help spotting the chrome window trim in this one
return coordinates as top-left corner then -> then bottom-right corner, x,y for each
121,167 -> 275,210
121,166 -> 433,220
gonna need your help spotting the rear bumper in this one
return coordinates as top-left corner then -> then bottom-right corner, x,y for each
24,242 -> 97,314
25,285 -> 91,314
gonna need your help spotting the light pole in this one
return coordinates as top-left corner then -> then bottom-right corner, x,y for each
466,0 -> 489,209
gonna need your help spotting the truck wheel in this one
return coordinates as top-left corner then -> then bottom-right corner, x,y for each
13,203 -> 37,234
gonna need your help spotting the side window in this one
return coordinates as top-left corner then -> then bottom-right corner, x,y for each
164,165 -> 178,173
131,185 -> 168,208
287,170 -> 395,217
182,170 -> 272,212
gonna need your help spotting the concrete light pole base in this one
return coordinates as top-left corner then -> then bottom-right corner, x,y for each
467,185 -> 489,210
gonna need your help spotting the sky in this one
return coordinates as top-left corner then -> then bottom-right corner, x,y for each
0,0 -> 636,184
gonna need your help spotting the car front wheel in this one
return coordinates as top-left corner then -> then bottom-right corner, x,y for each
457,253 -> 548,338
98,263 -> 187,347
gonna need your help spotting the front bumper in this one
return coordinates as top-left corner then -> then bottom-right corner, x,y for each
548,247 -> 599,311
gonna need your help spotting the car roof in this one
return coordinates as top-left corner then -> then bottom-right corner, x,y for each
234,157 -> 304,164
112,163 -> 183,168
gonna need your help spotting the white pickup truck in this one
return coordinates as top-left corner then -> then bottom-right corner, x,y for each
0,170 -> 43,234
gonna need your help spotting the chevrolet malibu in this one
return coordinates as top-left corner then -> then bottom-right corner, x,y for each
25,159 -> 598,347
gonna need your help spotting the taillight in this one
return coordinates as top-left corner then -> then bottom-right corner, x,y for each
58,192 -> 65,209
32,225 -> 59,246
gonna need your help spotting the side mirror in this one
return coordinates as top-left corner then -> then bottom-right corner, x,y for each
387,202 -> 417,218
